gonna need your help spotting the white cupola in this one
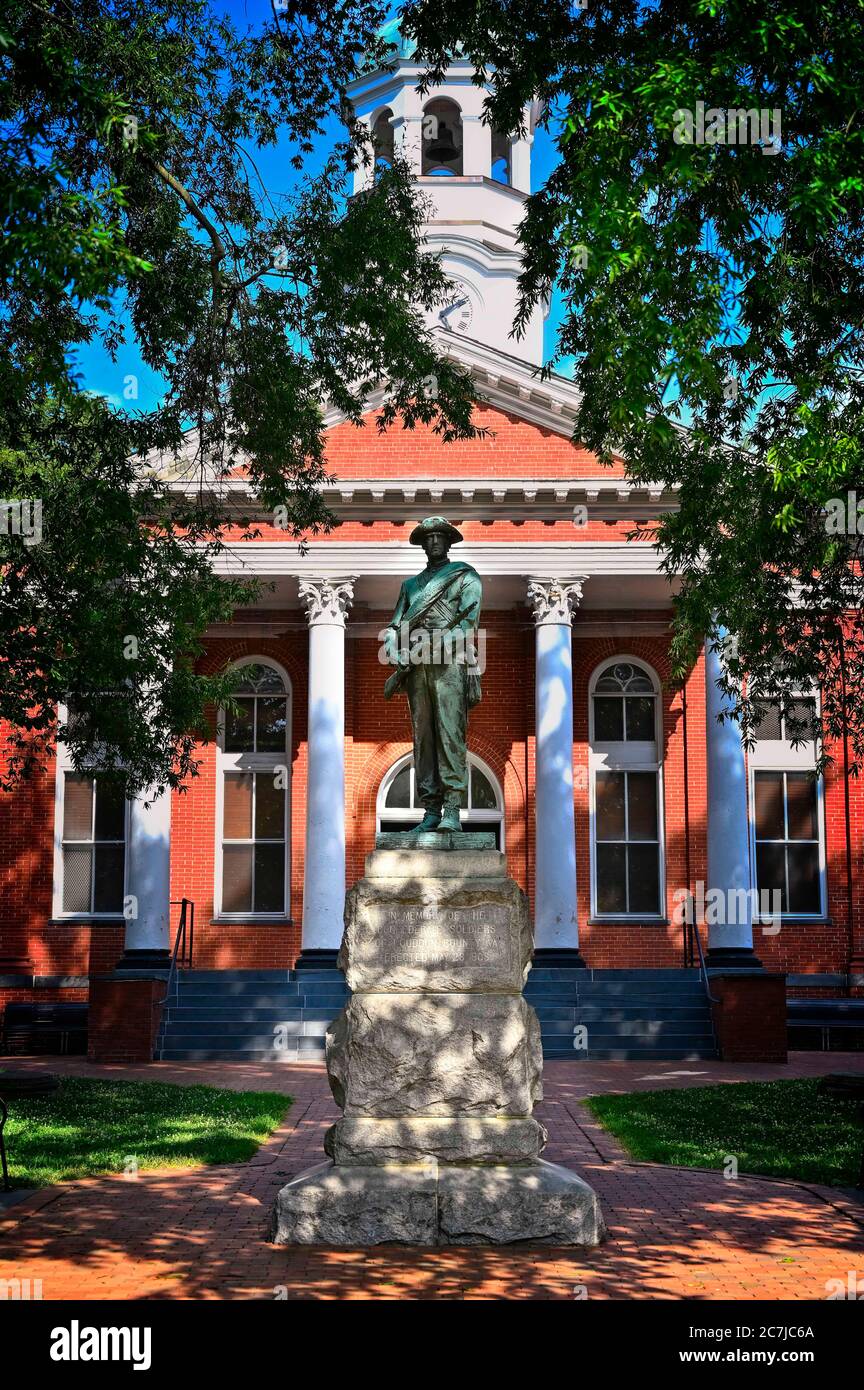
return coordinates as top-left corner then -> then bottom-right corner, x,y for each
345,20 -> 547,365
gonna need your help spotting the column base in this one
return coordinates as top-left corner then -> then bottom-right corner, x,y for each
532,948 -> 588,969
114,949 -> 172,975
706,946 -> 763,971
293,948 -> 340,972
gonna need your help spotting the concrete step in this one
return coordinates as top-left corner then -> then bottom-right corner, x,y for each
179,969 -> 343,984
158,1024 -> 331,1046
163,1007 -> 338,1023
587,969 -> 702,980
570,1047 -> 717,1061
575,1005 -> 712,1022
157,1041 -> 326,1062
174,990 -> 348,1008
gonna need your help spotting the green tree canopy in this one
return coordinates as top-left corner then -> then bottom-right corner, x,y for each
406,0 -> 864,770
0,0 -> 475,792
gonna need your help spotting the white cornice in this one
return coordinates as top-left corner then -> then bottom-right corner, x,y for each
210,539 -> 665,579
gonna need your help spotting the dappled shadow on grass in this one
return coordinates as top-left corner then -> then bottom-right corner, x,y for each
3,1077 -> 291,1188
585,1078 -> 863,1187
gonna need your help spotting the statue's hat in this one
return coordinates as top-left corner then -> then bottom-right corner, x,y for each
409,515 -> 464,546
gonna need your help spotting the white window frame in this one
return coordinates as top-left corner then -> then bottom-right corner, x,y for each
749,693 -> 826,920
377,751 -> 505,847
588,656 -> 666,920
52,710 -> 130,920
214,657 -> 292,921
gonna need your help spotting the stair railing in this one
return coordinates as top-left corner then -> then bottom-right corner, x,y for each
682,893 -> 718,1004
163,897 -> 195,1008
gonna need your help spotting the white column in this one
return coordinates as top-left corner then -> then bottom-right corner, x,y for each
298,577 -> 355,963
461,115 -> 491,176
120,787 -> 171,969
705,631 -> 761,967
526,576 -> 587,961
510,132 -> 533,193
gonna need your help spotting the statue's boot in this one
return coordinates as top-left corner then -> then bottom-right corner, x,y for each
437,806 -> 462,833
412,807 -> 442,834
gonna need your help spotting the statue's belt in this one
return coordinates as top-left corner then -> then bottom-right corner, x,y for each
383,569 -> 479,698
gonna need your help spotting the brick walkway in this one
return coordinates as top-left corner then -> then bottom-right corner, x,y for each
1,1054 -> 862,1300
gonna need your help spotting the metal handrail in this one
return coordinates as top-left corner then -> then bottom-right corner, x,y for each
162,898 -> 195,1008
683,897 -> 719,1004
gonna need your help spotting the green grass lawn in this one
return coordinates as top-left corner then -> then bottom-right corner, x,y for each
1,1077 -> 291,1189
585,1078 -> 864,1187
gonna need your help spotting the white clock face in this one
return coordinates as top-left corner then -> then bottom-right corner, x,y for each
437,281 -> 475,335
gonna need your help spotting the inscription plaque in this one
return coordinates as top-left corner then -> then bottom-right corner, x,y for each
367,903 -> 512,972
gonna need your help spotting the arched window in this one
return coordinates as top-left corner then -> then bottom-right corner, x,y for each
491,129 -> 511,185
216,660 -> 291,918
422,98 -> 463,176
372,108 -> 394,175
377,752 -> 504,847
750,689 -> 825,917
589,659 -> 664,917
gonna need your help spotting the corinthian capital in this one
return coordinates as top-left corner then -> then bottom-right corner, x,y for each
298,576 -> 356,628
525,575 -> 587,626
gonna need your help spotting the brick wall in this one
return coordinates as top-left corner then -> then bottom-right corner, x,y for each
1,404 -> 861,1005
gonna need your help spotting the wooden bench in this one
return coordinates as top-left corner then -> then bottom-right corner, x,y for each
787,1000 -> 864,1053
2,1003 -> 88,1057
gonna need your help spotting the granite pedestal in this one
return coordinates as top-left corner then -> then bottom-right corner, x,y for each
271,844 -> 605,1246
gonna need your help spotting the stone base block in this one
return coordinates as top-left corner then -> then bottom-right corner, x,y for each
271,1159 -> 606,1248
437,1160 -> 607,1246
327,993 -> 543,1117
324,1115 -> 547,1165
270,1161 -> 438,1246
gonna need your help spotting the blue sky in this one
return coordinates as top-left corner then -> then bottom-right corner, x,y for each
70,2 -> 567,414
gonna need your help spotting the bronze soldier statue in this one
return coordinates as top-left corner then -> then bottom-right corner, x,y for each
383,517 -> 482,834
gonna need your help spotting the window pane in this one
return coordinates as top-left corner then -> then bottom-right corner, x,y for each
594,697 -> 624,741
625,696 -> 656,741
222,845 -> 253,912
62,845 -> 92,913
755,772 -> 785,840
628,843 -> 660,914
756,842 -> 787,913
224,699 -> 254,752
64,775 -> 93,840
94,778 -> 125,840
754,701 -> 782,740
786,773 -> 818,841
471,766 -> 497,809
256,697 -> 288,752
254,844 -> 285,913
787,699 -> 817,739
256,773 -> 285,839
93,844 -> 124,913
787,843 -> 821,914
627,772 -> 658,840
385,765 -> 412,808
596,772 -> 626,840
596,844 -> 626,913
236,663 -> 284,695
224,774 -> 253,839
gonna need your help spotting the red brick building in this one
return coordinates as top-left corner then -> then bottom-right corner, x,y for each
1,36 -> 862,1061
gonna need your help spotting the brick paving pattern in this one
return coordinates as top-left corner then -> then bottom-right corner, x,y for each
1,1054 -> 862,1300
